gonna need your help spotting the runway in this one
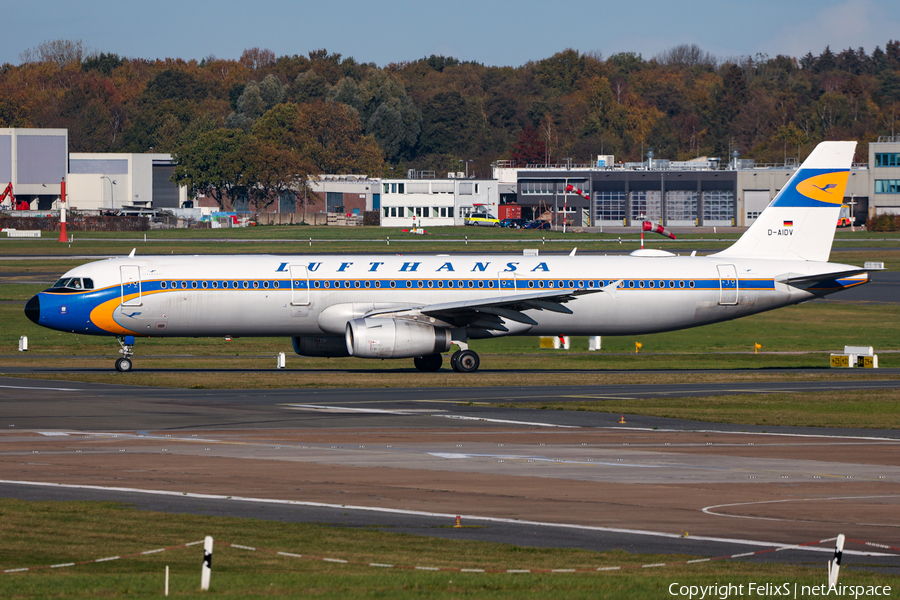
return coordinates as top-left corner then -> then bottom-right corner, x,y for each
1,376 -> 898,572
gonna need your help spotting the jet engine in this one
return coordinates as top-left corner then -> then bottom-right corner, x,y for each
292,335 -> 351,357
345,318 -> 451,359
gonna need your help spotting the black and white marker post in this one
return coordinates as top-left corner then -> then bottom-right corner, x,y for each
201,536 -> 213,591
827,533 -> 845,587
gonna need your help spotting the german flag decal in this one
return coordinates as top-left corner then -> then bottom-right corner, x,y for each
783,220 -> 793,227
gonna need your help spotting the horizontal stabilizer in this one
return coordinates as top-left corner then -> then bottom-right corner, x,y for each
776,268 -> 869,291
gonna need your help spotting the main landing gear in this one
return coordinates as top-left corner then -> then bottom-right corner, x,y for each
412,342 -> 481,373
450,349 -> 479,373
115,336 -> 135,372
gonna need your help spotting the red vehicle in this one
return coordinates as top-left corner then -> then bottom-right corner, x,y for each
837,204 -> 852,227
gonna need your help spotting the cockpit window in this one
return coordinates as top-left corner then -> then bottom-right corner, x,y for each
52,277 -> 91,290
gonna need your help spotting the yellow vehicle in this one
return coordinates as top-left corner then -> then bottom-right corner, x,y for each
465,212 -> 500,226
837,204 -> 852,227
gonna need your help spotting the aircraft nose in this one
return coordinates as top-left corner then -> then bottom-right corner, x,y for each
24,295 -> 40,325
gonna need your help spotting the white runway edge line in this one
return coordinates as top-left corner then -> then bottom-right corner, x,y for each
0,384 -> 83,392
0,480 -> 892,558
284,404 -> 580,428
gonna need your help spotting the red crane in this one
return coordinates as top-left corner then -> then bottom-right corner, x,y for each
0,182 -> 28,210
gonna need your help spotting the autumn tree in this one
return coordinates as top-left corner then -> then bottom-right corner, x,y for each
510,125 -> 546,165
241,140 -> 314,211
253,101 -> 383,175
171,129 -> 252,209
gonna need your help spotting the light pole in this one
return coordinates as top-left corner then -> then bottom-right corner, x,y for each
100,176 -> 116,211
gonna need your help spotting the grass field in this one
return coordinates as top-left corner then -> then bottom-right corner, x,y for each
1,499 -> 894,599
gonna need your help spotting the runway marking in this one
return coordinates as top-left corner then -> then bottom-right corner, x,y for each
283,404 -> 438,415
0,479 -> 892,557
561,395 -> 636,400
434,414 -> 579,428
281,404 -> 579,428
600,426 -> 900,442
702,495 -> 900,527
0,384 -> 83,392
427,452 -> 657,467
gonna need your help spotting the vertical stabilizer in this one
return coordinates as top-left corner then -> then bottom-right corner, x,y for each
714,141 -> 856,262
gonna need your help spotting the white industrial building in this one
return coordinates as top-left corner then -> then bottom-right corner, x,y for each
0,128 -> 67,210
0,128 -> 187,214
67,153 -> 187,212
868,136 -> 900,216
379,173 -> 498,227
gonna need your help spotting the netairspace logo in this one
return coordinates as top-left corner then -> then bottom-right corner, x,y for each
668,581 -> 892,599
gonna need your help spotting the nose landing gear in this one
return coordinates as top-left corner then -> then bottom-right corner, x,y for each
115,336 -> 135,372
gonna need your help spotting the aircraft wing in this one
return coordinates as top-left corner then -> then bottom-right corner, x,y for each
367,288 -> 600,332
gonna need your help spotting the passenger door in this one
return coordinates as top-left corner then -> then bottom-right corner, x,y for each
290,265 -> 310,306
120,265 -> 142,306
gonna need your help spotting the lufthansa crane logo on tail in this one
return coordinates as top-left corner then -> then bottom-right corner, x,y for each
795,171 -> 849,205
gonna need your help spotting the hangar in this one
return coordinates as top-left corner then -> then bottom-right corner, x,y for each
492,140 -> 899,228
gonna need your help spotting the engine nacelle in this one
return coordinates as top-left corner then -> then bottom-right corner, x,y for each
345,318 -> 451,359
292,335 -> 350,357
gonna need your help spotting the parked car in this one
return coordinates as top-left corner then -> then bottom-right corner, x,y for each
524,219 -> 551,230
465,212 -> 500,226
499,218 -> 527,229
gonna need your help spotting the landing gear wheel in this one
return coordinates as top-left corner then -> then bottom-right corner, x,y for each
451,349 -> 480,373
414,354 -> 443,372
115,357 -> 132,372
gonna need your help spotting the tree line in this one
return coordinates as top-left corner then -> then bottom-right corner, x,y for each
2,40 -> 899,208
